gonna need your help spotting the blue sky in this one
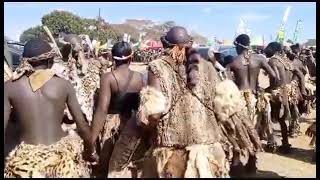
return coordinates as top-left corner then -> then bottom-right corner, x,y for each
4,2 -> 316,43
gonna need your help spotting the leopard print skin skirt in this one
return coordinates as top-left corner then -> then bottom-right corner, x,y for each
4,134 -> 92,178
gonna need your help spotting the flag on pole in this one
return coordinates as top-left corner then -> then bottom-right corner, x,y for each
293,20 -> 303,43
277,25 -> 285,44
276,6 -> 291,44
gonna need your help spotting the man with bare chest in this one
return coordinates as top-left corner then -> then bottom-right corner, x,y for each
226,34 -> 278,150
282,46 -> 308,137
4,39 -> 93,177
264,42 -> 300,153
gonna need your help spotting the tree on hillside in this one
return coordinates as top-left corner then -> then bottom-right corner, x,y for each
20,25 -> 48,43
163,21 -> 176,29
41,10 -> 121,43
20,10 -> 120,44
190,31 -> 208,45
111,24 -> 139,42
159,21 -> 176,33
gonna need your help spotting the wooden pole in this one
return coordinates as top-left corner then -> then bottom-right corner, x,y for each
97,8 -> 101,40
43,26 -> 63,58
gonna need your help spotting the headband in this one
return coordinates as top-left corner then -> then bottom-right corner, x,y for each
234,41 -> 250,50
162,35 -> 193,47
113,51 -> 134,60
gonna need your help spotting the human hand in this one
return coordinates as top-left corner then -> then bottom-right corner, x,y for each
83,144 -> 99,163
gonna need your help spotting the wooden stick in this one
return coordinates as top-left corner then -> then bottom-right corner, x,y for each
43,26 -> 63,58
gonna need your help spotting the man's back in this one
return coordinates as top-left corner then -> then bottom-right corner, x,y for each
229,53 -> 262,91
268,56 -> 289,87
5,75 -> 72,145
144,57 -> 223,146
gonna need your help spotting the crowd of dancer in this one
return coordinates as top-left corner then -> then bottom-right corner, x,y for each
4,25 -> 316,178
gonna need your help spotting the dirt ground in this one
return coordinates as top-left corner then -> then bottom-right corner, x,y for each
251,117 -> 316,178
251,71 -> 316,178
129,63 -> 317,178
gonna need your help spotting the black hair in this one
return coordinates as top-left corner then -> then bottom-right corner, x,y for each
186,49 -> 201,89
61,43 -> 72,61
223,55 -> 234,67
264,42 -> 282,58
234,34 -> 250,54
111,41 -> 132,66
290,43 -> 300,53
23,38 -> 52,58
160,35 -> 174,49
234,34 -> 250,47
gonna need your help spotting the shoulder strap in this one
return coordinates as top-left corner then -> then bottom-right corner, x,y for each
111,71 -> 120,93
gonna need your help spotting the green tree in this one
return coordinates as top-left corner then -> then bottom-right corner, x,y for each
40,10 -> 120,44
82,18 -> 120,44
41,10 -> 85,35
20,25 -> 48,43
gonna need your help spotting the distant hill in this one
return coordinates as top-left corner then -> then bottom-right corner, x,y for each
110,19 -> 208,44
17,10 -> 208,45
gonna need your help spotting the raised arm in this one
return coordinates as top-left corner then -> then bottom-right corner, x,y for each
292,67 -> 307,95
265,59 -> 282,91
295,59 -> 308,75
89,74 -> 112,145
65,81 -> 91,143
270,59 -> 282,78
215,61 -> 226,72
260,56 -> 277,81
4,84 -> 11,135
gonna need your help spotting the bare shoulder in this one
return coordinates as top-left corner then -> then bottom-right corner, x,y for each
293,59 -> 303,66
233,55 -> 242,62
4,76 -> 25,93
52,76 -> 71,85
252,53 -> 266,60
252,54 -> 268,63
100,71 -> 113,84
268,57 -> 279,66
228,55 -> 240,67
50,76 -> 75,92
4,80 -> 15,94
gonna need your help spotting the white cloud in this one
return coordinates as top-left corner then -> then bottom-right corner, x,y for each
240,13 -> 270,21
202,7 -> 212,14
